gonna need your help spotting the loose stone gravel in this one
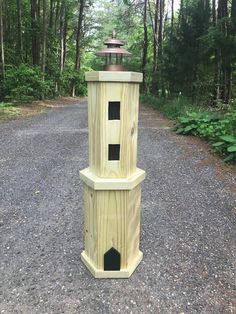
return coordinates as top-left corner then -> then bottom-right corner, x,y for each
0,101 -> 235,314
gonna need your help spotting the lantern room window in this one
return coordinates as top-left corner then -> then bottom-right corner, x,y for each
96,31 -> 131,71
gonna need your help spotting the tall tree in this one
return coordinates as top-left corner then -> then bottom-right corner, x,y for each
232,0 -> 236,21
49,0 -> 54,29
75,0 -> 85,71
171,0 -> 174,43
230,0 -> 236,98
41,0 -> 47,78
218,0 -> 231,102
158,0 -> 164,95
0,0 -> 4,79
212,0 -> 221,102
16,0 -> 23,60
151,0 -> 159,94
72,0 -> 85,96
31,0 -> 40,65
59,0 -> 66,73
142,0 -> 148,93
212,0 -> 216,26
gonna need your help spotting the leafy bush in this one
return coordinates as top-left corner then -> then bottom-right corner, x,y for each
176,110 -> 236,162
60,68 -> 87,96
212,135 -> 236,162
4,64 -> 54,103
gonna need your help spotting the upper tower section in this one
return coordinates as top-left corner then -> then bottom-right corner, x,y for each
86,71 -> 142,179
85,32 -> 143,179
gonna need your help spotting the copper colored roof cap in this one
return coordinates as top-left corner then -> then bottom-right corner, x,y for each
96,47 -> 131,56
96,30 -> 131,57
104,38 -> 124,46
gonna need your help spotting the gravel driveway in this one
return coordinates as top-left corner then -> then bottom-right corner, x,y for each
0,100 -> 235,314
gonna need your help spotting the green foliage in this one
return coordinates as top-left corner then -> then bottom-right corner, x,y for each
163,0 -> 212,100
0,102 -> 21,119
212,135 -> 236,162
60,68 -> 87,96
175,109 -> 236,162
3,64 -> 53,103
140,94 -> 197,119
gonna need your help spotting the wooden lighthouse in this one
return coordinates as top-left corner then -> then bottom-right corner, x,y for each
80,32 -> 145,278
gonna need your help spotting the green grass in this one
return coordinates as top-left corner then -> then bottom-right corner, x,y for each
0,102 -> 21,120
140,94 -> 202,119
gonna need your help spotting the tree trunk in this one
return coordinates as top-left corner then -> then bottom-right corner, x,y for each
212,0 -> 216,26
72,0 -> 85,97
0,0 -> 5,80
171,0 -> 174,42
218,0 -> 230,103
178,0 -> 184,27
16,0 -> 23,61
141,0 -> 148,93
75,0 -> 85,71
151,0 -> 159,95
158,0 -> 164,96
232,0 -> 236,19
63,11 -> 68,68
41,0 -> 47,79
59,0 -> 65,74
231,0 -> 236,97
31,0 -> 40,65
54,0 -> 60,36
49,0 -> 54,29
212,0 -> 220,103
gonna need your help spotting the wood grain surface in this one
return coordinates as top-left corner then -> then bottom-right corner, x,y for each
83,184 -> 142,270
88,81 -> 140,178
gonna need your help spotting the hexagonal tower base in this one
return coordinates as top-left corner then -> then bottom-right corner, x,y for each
80,168 -> 145,278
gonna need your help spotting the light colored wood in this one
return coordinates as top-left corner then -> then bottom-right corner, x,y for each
108,120 -> 120,144
82,183 -> 142,273
81,71 -> 145,278
87,81 -> 140,178
80,167 -> 146,190
81,250 -> 143,278
96,189 -> 128,269
127,185 -> 141,266
85,71 -> 143,83
83,184 -> 98,265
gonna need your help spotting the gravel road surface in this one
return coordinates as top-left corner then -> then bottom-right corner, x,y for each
0,101 -> 235,314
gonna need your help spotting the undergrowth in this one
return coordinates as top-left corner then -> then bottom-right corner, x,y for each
0,103 -> 21,120
140,94 -> 200,119
175,111 -> 236,162
141,94 -> 236,163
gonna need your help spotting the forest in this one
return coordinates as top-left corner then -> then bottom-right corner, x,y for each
0,0 -> 235,104
0,0 -> 236,160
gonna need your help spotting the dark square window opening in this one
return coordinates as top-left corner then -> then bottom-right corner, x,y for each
108,101 -> 120,120
108,144 -> 120,160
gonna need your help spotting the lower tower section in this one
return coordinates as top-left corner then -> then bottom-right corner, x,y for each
80,168 -> 145,278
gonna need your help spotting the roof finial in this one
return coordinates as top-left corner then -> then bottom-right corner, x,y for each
112,30 -> 116,39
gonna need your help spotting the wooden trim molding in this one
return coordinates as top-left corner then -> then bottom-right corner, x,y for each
85,71 -> 143,83
80,167 -> 146,190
